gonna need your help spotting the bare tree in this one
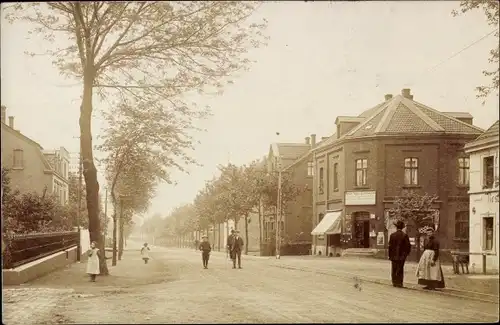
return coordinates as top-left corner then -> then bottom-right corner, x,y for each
5,2 -> 268,274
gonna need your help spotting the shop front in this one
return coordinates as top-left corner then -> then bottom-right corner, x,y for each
311,210 -> 343,256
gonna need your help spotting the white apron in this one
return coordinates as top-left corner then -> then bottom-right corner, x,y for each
86,248 -> 100,275
416,249 -> 443,282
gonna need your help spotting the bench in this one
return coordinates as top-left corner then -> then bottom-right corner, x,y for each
450,251 -> 496,274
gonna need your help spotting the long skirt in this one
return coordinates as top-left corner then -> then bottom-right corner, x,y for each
416,249 -> 445,289
86,251 -> 100,275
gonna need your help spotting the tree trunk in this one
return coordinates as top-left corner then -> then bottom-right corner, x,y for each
415,232 -> 421,262
212,222 -> 216,248
118,215 -> 124,260
80,70 -> 108,275
234,216 -> 239,230
244,214 -> 249,255
218,223 -> 221,251
258,198 -> 263,256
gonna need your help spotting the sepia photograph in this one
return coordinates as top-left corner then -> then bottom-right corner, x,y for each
1,1 -> 499,324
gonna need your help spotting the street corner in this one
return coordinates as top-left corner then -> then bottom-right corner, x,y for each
2,287 -> 74,325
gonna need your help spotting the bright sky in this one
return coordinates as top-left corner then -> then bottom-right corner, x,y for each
1,2 -> 499,219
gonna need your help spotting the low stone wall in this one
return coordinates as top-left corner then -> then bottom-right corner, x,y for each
3,246 -> 78,285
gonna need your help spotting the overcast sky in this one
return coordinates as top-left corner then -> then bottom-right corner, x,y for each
1,1 -> 499,219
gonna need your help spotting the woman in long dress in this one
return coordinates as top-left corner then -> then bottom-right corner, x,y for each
416,231 -> 445,290
86,241 -> 100,282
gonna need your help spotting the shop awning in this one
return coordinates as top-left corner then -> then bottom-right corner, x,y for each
311,211 -> 342,235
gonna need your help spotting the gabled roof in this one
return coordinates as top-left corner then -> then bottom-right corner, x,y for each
1,122 -> 53,170
474,120 -> 499,142
270,143 -> 311,160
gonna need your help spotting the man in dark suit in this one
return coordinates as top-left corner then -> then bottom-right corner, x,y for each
230,230 -> 244,269
388,220 -> 412,288
226,229 -> 235,259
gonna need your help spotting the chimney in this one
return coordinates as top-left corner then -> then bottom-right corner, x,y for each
1,105 -> 6,123
401,88 -> 412,99
384,94 -> 393,101
8,116 -> 14,128
311,134 -> 316,147
305,136 -> 310,145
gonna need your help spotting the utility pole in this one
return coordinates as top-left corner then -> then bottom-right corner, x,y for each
276,168 -> 282,259
76,147 -> 82,262
275,131 -> 282,259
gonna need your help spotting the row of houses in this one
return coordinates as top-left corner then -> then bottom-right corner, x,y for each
1,105 -> 78,204
199,88 -> 498,271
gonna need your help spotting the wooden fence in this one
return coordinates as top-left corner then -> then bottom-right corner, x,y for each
2,231 -> 80,269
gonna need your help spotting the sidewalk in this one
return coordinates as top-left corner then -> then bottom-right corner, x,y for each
3,250 -> 175,325
270,256 -> 499,301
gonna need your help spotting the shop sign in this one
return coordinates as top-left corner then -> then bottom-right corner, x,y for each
376,232 -> 384,246
345,191 -> 376,206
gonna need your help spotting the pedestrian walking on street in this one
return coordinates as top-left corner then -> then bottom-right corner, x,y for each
86,241 -> 100,282
141,242 -> 151,264
388,220 -> 411,288
199,235 -> 212,269
230,230 -> 244,269
226,229 -> 235,259
194,239 -> 199,251
416,229 -> 445,290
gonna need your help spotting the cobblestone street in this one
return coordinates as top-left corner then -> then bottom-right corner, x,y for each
3,244 -> 499,324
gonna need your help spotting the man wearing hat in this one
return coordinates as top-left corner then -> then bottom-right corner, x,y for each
226,229 -> 235,259
388,220 -> 412,288
199,235 -> 212,269
229,230 -> 244,269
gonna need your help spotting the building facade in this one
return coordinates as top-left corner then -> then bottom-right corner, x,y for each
43,147 -> 70,205
1,106 -> 70,204
310,89 -> 484,257
262,139 -> 314,255
465,120 -> 499,272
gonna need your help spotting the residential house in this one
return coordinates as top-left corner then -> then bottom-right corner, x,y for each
310,89 -> 484,259
262,138 -> 314,255
465,120 -> 499,272
43,147 -> 70,205
1,105 -> 70,205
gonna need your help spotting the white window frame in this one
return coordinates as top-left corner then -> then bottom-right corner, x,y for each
404,157 -> 419,185
482,214 -> 495,252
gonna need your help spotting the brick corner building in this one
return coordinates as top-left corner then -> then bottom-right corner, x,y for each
311,89 -> 484,258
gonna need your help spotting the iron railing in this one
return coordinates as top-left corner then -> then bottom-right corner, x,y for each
2,231 -> 79,269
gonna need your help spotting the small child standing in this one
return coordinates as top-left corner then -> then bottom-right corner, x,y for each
199,235 -> 211,269
86,241 -> 100,282
141,242 -> 150,264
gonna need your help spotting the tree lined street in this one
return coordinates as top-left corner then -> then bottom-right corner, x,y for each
3,242 -> 498,324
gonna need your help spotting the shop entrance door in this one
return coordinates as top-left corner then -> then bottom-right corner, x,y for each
354,220 -> 370,248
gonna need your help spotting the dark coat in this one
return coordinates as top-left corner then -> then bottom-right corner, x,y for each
423,236 -> 440,262
388,229 -> 411,261
230,235 -> 244,252
226,234 -> 234,250
199,241 -> 212,253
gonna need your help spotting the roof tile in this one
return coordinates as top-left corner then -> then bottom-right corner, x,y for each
385,103 -> 437,133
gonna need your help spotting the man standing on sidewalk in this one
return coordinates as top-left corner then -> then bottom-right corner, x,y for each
388,220 -> 411,288
230,230 -> 244,269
